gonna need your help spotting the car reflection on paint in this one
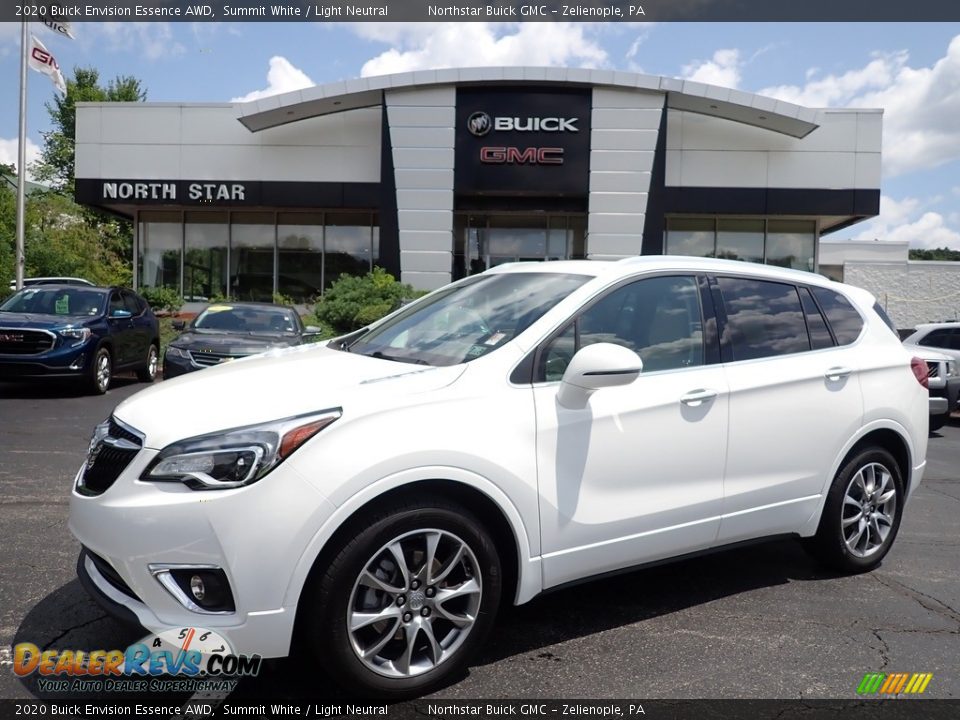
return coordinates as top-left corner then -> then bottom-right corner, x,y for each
162,302 -> 322,378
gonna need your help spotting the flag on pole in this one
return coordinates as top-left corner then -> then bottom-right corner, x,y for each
28,34 -> 67,95
41,20 -> 75,40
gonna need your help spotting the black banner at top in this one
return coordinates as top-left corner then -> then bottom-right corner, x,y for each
6,0 -> 960,22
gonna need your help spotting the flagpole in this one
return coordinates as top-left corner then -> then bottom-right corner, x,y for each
15,20 -> 28,292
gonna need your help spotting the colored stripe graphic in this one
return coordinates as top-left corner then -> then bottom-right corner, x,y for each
857,672 -> 933,694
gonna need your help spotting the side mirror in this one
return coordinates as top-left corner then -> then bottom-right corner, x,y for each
110,309 -> 133,319
557,342 -> 642,409
303,325 -> 321,335
172,320 -> 186,331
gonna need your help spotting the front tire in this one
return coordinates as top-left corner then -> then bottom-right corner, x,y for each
303,498 -> 502,698
929,413 -> 947,432
136,343 -> 159,383
807,447 -> 904,573
87,346 -> 112,395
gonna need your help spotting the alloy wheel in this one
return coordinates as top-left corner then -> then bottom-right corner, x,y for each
347,528 -> 482,678
841,462 -> 898,558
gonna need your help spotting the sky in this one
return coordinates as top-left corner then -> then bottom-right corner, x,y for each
2,21 -> 960,248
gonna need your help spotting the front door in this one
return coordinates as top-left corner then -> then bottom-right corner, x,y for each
533,275 -> 729,589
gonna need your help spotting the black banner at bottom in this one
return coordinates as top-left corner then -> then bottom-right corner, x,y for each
2,699 -> 959,720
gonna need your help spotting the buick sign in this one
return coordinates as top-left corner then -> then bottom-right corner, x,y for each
467,112 -> 579,135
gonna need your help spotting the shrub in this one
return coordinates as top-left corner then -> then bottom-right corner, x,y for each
272,291 -> 298,307
314,268 -> 424,334
140,286 -> 183,314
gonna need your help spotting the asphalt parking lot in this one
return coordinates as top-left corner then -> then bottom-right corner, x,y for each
1,378 -> 958,701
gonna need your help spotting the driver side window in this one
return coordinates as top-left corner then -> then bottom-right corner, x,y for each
537,275 -> 705,382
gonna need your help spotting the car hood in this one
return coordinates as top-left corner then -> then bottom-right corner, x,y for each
171,330 -> 299,353
0,312 -> 97,329
114,344 -> 467,449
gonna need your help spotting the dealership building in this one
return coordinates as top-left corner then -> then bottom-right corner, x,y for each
73,67 -> 882,301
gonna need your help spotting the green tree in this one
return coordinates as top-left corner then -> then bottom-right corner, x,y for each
32,67 -> 146,192
909,246 -> 960,261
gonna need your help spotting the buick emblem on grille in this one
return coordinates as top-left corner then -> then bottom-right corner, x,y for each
0,333 -> 24,342
86,421 -> 110,466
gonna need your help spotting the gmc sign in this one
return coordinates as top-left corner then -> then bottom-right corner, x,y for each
480,147 -> 564,165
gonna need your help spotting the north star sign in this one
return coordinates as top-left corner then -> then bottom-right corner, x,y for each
101,182 -> 247,202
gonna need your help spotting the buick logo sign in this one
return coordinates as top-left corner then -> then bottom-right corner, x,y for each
467,111 -> 492,137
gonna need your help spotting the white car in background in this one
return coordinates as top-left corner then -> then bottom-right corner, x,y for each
70,257 -> 928,697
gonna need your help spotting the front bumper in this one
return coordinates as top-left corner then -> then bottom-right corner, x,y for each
69,451 -> 338,658
0,343 -> 92,379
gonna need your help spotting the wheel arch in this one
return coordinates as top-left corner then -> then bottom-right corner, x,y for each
799,421 -> 914,536
286,472 -> 538,652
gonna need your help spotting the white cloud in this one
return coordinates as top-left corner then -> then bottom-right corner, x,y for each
681,48 -> 742,89
0,136 -> 41,181
354,23 -> 609,77
231,56 -> 314,103
760,37 -> 960,178
848,195 -> 960,250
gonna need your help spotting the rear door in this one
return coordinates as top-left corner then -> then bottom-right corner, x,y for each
715,276 -> 865,543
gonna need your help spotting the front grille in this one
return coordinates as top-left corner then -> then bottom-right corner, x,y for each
927,361 -> 940,379
79,418 -> 143,496
189,350 -> 243,367
85,548 -> 141,601
0,328 -> 55,355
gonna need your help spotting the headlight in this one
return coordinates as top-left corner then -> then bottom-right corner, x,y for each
948,361 -> 960,378
59,327 -> 91,346
141,409 -> 341,490
165,346 -> 190,360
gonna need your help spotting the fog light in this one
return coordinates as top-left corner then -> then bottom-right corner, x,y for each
190,575 -> 206,601
149,565 -> 235,614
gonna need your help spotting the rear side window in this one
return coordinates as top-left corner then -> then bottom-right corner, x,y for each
811,287 -> 864,345
717,277 -> 809,361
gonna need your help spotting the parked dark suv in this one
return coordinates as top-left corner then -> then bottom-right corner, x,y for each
0,285 -> 160,394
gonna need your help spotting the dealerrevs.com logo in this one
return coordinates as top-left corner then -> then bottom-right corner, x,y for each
12,627 -> 261,693
857,672 -> 934,695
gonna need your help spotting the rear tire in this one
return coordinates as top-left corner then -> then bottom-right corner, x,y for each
87,346 -> 112,395
302,498 -> 502,698
807,447 -> 904,573
136,343 -> 159,383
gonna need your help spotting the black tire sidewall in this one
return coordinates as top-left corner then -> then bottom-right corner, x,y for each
816,447 -> 905,572
309,504 -> 502,697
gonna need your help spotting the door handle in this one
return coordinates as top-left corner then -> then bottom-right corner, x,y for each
825,366 -> 853,381
680,389 -> 718,407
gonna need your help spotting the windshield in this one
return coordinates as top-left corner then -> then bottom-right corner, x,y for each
0,287 -> 105,317
346,272 -> 589,366
192,305 -> 300,334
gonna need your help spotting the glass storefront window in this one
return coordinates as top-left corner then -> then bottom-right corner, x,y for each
184,212 -> 228,301
324,212 -> 375,290
231,212 -> 276,302
138,211 -> 182,293
278,212 -> 323,303
716,218 -> 764,262
767,219 -> 816,271
665,218 -> 715,257
459,213 -> 586,276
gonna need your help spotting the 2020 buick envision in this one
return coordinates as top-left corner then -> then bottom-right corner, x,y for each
69,257 -> 928,696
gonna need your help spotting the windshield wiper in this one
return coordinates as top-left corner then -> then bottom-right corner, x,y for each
366,350 -> 430,365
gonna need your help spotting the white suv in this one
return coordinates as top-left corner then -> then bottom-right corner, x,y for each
69,257 -> 928,697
